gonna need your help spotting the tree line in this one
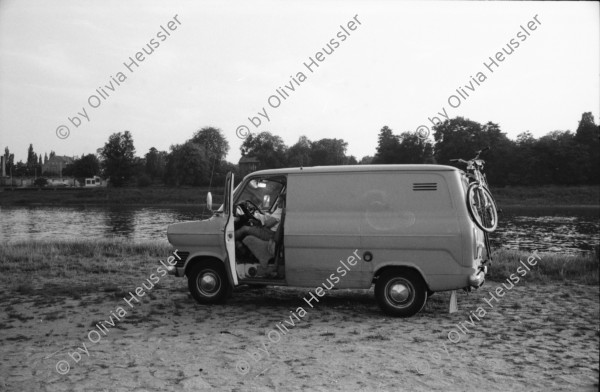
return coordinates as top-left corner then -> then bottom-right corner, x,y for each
2,112 -> 598,187
238,111 -> 599,186
370,112 -> 599,186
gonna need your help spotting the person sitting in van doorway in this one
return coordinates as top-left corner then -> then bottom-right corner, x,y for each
234,193 -> 285,242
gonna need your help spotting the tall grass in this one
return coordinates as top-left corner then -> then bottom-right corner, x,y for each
2,240 -> 598,286
490,248 -> 599,285
0,239 -> 173,291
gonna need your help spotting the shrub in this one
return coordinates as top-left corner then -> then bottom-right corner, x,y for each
136,174 -> 152,187
33,178 -> 48,187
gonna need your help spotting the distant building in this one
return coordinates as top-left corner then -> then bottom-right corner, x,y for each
239,156 -> 260,175
42,155 -> 74,177
84,176 -> 103,187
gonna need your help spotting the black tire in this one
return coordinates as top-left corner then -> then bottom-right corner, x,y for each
187,261 -> 229,304
375,269 -> 427,317
466,183 -> 498,233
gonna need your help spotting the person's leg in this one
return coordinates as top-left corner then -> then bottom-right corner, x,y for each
235,226 -> 250,241
244,226 -> 275,241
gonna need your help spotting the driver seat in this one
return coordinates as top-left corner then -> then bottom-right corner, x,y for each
242,211 -> 285,277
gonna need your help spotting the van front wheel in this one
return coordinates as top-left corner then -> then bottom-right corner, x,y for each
375,270 -> 427,317
187,262 -> 229,304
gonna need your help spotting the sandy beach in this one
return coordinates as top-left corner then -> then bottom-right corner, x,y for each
0,253 -> 598,392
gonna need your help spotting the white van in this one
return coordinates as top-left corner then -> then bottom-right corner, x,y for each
166,165 -> 488,317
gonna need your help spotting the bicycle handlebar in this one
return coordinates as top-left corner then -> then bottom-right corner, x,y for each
474,146 -> 490,159
451,147 -> 490,164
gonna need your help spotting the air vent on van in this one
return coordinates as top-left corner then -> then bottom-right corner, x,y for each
413,183 -> 437,191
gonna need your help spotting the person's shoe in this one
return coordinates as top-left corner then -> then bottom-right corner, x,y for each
256,265 -> 269,277
265,265 -> 278,278
257,265 -> 277,278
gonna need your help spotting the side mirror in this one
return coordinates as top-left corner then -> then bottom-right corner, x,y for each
263,195 -> 271,209
206,192 -> 213,211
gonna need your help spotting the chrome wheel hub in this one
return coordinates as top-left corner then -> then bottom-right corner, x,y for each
198,272 -> 220,295
389,282 -> 410,303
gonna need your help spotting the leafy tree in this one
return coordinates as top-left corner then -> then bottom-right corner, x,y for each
433,117 -> 515,186
433,117 -> 484,164
508,131 -> 538,185
189,127 -> 233,188
164,142 -> 210,186
145,147 -> 167,180
287,136 -> 313,167
3,147 -> 14,175
310,138 -> 348,166
34,177 -> 48,187
345,155 -> 358,165
137,173 -> 152,187
516,131 -> 535,145
100,131 -> 136,187
189,127 -> 230,162
13,161 -> 28,177
62,154 -> 100,183
373,126 -> 401,164
131,156 -> 147,183
373,127 -> 433,164
478,122 -> 515,186
359,156 -> 374,164
240,132 -> 288,169
212,161 -> 239,186
533,131 -> 587,185
27,144 -> 36,166
396,132 -> 434,164
574,112 -> 600,183
286,136 -> 353,167
76,154 -> 101,178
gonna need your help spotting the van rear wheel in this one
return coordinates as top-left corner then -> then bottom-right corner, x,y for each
375,270 -> 427,317
187,262 -> 229,304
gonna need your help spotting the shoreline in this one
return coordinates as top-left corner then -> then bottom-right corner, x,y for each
2,202 -> 599,209
1,185 -> 599,207
1,240 -> 597,285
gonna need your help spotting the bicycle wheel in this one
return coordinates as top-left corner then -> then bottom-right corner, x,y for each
466,183 -> 498,233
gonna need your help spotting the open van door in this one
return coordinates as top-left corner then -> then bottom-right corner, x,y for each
223,172 -> 238,286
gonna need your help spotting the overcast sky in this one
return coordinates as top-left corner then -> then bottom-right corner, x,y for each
0,0 -> 598,164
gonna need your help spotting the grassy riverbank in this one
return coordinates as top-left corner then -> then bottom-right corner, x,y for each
0,186 -> 224,206
1,184 -> 598,207
1,240 -> 597,291
491,185 -> 599,207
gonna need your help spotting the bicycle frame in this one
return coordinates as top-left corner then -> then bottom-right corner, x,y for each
450,147 -> 497,266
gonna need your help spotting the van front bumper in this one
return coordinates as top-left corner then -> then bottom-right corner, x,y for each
469,265 -> 487,288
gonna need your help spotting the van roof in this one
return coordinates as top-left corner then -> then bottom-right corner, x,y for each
248,164 -> 459,176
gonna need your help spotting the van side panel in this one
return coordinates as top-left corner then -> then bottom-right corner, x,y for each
354,171 -> 467,290
285,173 -> 370,288
286,170 -> 474,291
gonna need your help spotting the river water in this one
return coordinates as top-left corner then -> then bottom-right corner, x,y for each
0,205 -> 598,254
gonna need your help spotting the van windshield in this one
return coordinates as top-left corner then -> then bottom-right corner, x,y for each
236,177 -> 285,212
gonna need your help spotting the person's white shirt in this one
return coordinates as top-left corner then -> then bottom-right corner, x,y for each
255,207 -> 282,232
